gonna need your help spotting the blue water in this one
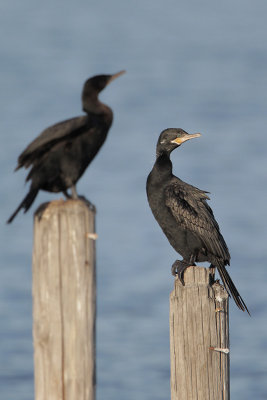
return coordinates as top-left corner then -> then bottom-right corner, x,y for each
1,0 -> 267,399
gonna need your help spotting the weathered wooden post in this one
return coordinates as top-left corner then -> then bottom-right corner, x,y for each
169,266 -> 229,400
32,199 -> 96,400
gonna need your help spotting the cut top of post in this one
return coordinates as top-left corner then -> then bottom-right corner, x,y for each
180,265 -> 210,284
173,266 -> 228,304
34,198 -> 96,221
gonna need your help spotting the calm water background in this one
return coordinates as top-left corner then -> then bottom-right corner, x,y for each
1,0 -> 267,399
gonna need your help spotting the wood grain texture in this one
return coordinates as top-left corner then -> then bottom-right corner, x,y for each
32,199 -> 96,400
170,266 -> 229,400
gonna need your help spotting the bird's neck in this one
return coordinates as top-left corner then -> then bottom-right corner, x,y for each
83,98 -> 113,125
154,152 -> 173,177
83,92 -> 109,113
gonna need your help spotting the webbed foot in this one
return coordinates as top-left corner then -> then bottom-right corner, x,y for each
77,195 -> 96,213
70,185 -> 79,199
171,260 -> 191,285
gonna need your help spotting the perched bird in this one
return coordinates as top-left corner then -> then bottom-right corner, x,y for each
146,128 -> 249,313
7,70 -> 125,223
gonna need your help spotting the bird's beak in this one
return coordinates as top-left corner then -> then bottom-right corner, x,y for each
107,70 -> 126,85
171,133 -> 201,145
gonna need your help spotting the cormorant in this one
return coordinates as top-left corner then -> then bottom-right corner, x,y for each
146,128 -> 249,313
7,70 -> 125,223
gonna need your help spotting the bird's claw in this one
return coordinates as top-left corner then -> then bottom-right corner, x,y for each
171,260 -> 189,286
78,196 -> 97,213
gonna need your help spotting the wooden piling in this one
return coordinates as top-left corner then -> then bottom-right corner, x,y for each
169,266 -> 229,400
32,199 -> 96,400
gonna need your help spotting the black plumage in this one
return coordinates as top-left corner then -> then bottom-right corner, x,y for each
7,70 -> 125,223
146,128 -> 249,313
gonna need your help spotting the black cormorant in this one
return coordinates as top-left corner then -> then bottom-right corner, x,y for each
7,70 -> 125,223
146,128 -> 249,313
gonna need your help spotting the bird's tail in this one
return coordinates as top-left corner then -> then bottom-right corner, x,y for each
216,264 -> 250,315
7,188 -> 39,224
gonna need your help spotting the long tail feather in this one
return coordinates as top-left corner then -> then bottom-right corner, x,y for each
7,188 -> 39,224
216,264 -> 250,315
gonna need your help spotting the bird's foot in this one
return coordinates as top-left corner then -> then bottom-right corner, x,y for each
70,185 -> 79,199
77,195 -> 97,213
171,260 -> 191,285
64,187 -> 96,212
209,264 -> 216,284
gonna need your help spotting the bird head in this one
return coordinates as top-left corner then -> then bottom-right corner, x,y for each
156,128 -> 201,156
82,70 -> 126,98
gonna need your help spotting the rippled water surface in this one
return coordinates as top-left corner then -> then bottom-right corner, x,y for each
1,1 -> 267,399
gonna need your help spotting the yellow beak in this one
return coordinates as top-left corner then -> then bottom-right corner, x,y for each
171,133 -> 201,145
107,70 -> 126,85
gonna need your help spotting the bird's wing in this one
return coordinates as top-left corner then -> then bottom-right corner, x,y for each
16,115 -> 89,169
165,179 -> 230,262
